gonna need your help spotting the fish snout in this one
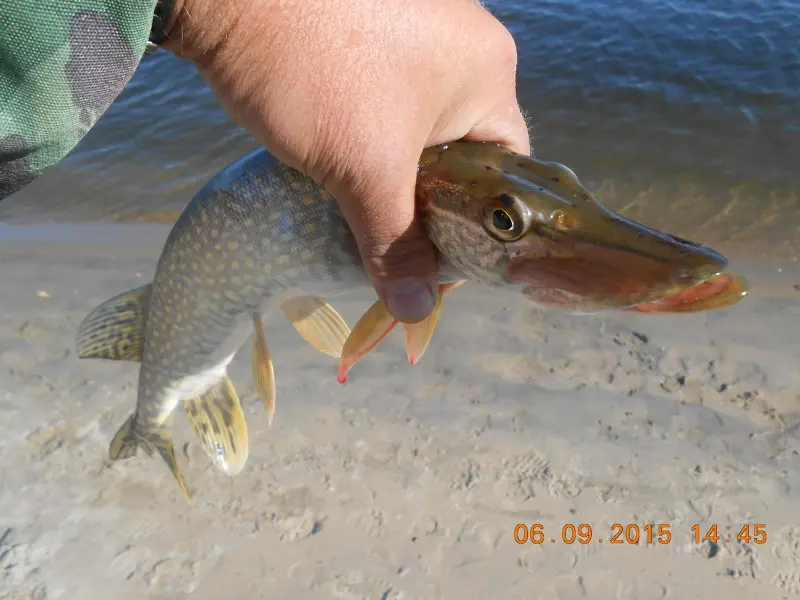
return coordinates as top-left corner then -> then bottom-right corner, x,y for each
506,214 -> 728,310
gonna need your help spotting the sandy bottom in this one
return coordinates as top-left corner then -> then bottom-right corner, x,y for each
1,223 -> 799,600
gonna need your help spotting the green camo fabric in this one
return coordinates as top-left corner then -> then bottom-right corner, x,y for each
0,0 -> 157,200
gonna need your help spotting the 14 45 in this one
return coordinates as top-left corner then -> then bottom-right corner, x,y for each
691,524 -> 767,545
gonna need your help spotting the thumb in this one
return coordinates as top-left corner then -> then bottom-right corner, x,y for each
325,159 -> 440,325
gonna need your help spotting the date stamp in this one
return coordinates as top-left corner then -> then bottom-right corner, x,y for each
513,523 -> 768,545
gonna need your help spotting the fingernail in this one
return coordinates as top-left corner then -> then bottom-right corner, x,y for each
385,281 -> 435,324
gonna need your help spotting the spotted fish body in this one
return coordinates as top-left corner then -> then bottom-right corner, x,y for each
147,152 -> 368,376
77,141 -> 744,499
144,156 -> 357,389
80,150 -> 375,499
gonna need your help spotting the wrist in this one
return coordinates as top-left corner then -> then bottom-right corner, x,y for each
149,0 -> 176,45
160,0 -> 250,60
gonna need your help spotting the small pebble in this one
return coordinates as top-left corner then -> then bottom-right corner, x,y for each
36,291 -> 50,299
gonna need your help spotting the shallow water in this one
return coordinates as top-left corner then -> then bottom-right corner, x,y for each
1,0 -> 797,257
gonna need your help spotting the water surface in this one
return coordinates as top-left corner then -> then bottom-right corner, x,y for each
1,0 -> 797,257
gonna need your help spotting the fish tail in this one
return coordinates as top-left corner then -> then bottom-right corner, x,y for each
146,427 -> 193,502
109,413 -> 193,502
109,413 -> 140,460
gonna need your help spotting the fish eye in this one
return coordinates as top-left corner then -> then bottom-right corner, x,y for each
492,209 -> 514,231
483,196 -> 530,241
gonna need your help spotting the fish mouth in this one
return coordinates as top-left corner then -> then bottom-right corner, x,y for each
507,215 -> 729,312
626,270 -> 749,313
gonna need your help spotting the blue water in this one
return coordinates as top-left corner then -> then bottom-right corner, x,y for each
501,0 -> 798,180
3,0 -> 798,256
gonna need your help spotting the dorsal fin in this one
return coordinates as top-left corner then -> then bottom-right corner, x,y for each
76,284 -> 151,361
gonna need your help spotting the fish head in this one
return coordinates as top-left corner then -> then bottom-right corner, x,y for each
417,141 -> 728,311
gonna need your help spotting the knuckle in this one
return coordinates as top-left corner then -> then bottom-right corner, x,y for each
474,12 -> 519,77
493,26 -> 519,70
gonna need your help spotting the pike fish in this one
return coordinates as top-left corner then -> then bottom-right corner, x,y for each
76,141 -> 747,500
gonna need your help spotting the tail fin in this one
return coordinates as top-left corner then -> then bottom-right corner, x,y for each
109,412 -> 193,502
76,284 -> 151,361
109,413 -> 140,460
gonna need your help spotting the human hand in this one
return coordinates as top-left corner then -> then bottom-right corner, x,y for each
163,0 -> 530,323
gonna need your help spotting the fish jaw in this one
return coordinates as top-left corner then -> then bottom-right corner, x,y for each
625,270 -> 749,314
417,141 -> 729,311
505,227 -> 726,311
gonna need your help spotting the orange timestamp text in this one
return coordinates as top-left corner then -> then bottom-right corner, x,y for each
513,523 -> 768,545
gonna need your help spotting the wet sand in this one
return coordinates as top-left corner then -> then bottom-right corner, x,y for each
1,223 -> 799,599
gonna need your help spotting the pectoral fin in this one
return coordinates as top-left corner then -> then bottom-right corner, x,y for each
183,375 -> 249,476
252,314 -> 276,425
404,280 -> 465,365
338,281 -> 467,381
281,295 -> 351,357
439,280 -> 467,294
76,284 -> 151,361
337,299 -> 398,383
404,289 -> 445,366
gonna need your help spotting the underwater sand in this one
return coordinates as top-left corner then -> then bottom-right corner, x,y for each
1,222 -> 799,599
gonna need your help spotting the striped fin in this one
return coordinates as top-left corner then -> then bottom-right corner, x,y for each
76,284 -> 151,361
252,314 -> 276,425
281,295 -> 352,357
183,375 -> 249,476
109,411 -> 192,502
109,413 -> 141,460
337,299 -> 398,383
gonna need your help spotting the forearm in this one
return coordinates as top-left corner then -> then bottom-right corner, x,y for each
0,0 -> 156,199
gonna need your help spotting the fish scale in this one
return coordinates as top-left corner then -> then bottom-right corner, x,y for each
147,153 -> 362,371
76,141 -> 745,501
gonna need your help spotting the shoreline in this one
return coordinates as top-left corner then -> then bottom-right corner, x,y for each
0,216 -> 798,263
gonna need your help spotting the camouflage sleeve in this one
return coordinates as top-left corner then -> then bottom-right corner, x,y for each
0,0 -> 157,200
